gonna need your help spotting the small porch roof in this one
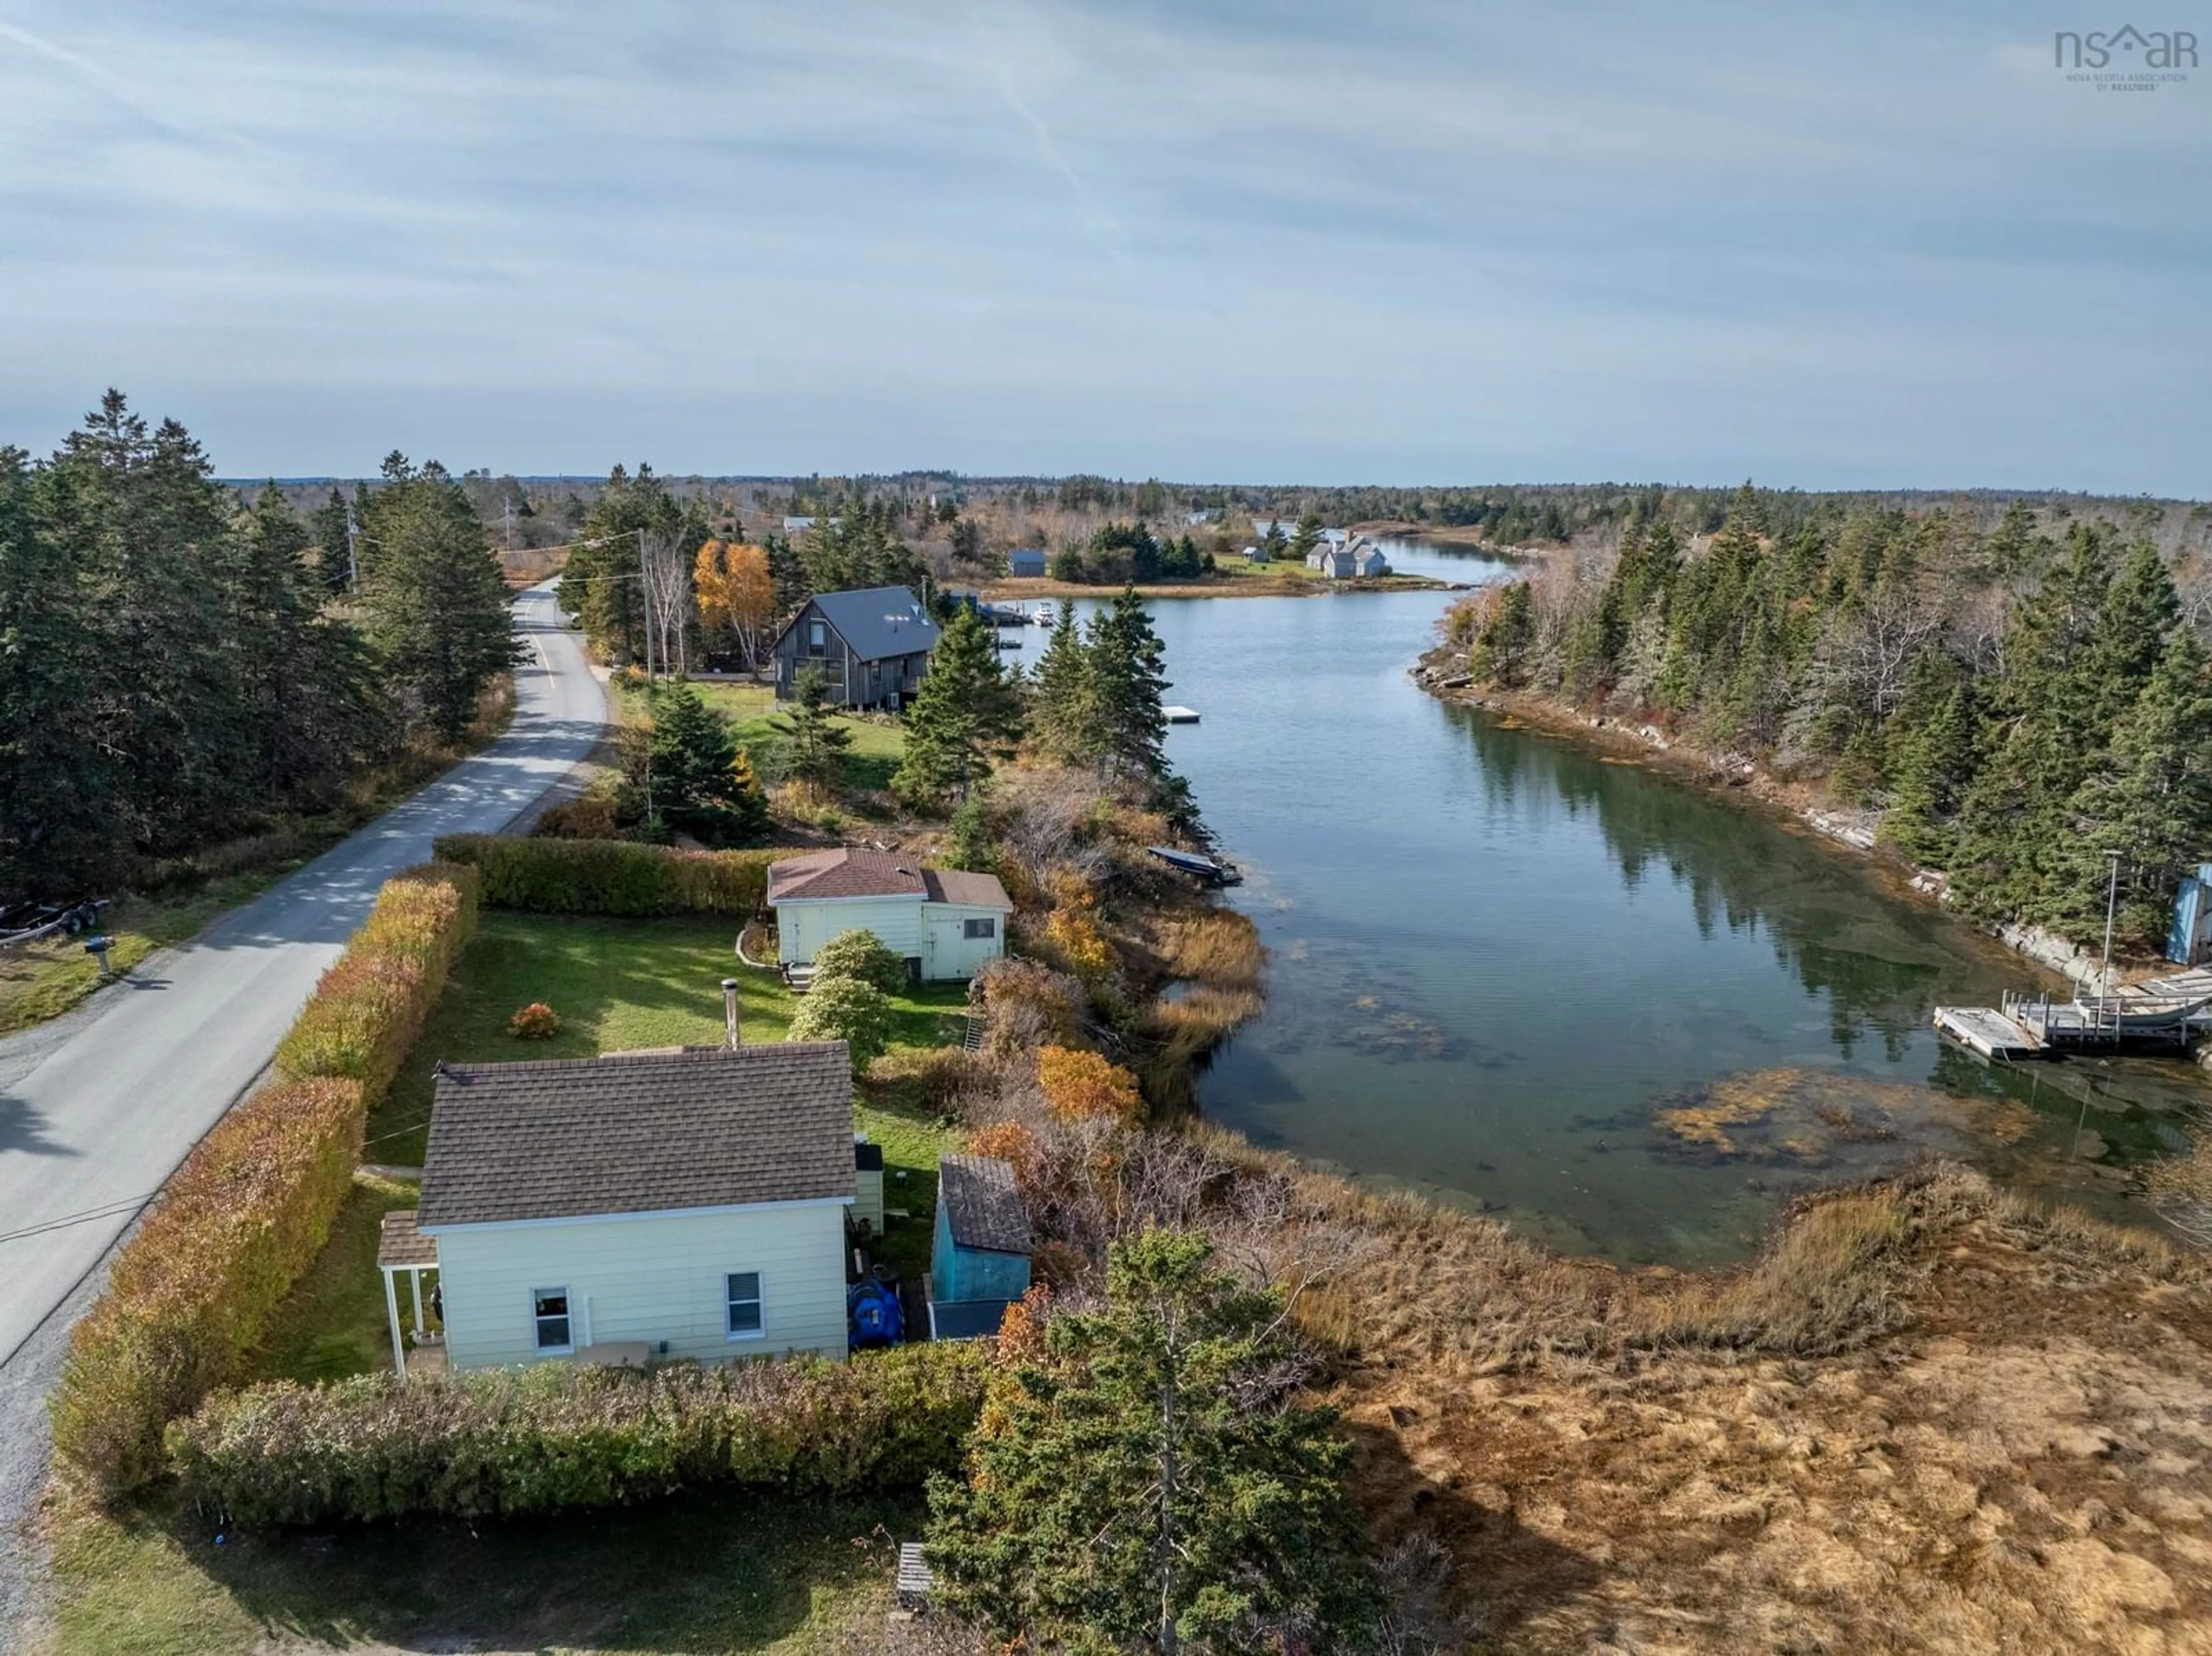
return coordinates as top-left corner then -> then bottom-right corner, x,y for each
378,1208 -> 440,1270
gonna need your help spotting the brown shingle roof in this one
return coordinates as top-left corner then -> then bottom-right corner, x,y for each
768,848 -> 1012,909
922,868 -> 1013,909
938,1154 -> 1032,1255
768,848 -> 927,902
418,1044 -> 854,1229
377,1208 -> 439,1268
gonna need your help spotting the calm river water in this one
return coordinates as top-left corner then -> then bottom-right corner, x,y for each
1081,545 -> 2198,1264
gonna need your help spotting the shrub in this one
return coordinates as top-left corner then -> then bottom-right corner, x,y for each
532,793 -> 623,840
1036,1045 -> 1143,1126
434,833 -> 777,916
168,1344 -> 990,1526
50,1077 -> 367,1495
813,929 -> 909,995
866,1045 -> 979,1114
969,956 -> 1084,1056
789,976 -> 892,1075
54,862 -> 477,1499
1043,900 -> 1117,985
507,1001 -> 562,1039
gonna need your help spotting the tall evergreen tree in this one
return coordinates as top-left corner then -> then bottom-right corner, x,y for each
927,1229 -> 1380,1654
1086,585 -> 1171,784
2061,634 -> 2212,945
776,664 -> 852,794
892,608 -> 1024,808
308,487 -> 355,596
1028,602 -> 1095,765
359,463 -> 520,742
0,445 -> 112,898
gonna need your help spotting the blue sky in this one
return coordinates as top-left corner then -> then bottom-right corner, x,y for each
1,1 -> 2206,490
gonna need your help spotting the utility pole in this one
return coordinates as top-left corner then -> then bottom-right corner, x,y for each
638,528 -> 654,681
2100,849 -> 2124,1000
345,509 -> 360,591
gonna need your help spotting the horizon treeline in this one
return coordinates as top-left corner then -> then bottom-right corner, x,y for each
1453,487 -> 2212,951
0,394 -> 518,905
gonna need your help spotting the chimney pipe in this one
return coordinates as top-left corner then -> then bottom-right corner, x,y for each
721,978 -> 742,1049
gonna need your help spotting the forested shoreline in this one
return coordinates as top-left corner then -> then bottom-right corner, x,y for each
0,395 -> 520,906
1449,487 -> 2212,953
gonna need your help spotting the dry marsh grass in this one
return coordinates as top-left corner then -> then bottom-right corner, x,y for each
1238,1151 -> 2212,1654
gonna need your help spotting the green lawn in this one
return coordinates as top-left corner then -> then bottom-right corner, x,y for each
48,1484 -> 922,1656
368,912 -> 969,1165
251,1172 -> 422,1386
616,679 -> 907,794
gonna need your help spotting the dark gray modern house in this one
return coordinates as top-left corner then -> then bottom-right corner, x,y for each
771,585 -> 941,710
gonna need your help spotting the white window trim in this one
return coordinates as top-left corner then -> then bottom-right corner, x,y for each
725,1270 -> 766,1342
532,1285 -> 574,1355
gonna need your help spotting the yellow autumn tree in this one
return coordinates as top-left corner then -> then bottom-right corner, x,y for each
694,540 -> 776,669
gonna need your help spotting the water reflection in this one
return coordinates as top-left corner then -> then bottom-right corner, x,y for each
1089,583 -> 2196,1264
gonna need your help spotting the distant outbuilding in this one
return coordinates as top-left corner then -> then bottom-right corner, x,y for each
1006,547 -> 1047,578
929,1153 -> 1032,1339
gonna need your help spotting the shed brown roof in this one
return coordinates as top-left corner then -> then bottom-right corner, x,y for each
922,868 -> 1014,910
418,1044 -> 854,1229
768,847 -> 927,902
768,847 -> 1012,909
377,1208 -> 439,1269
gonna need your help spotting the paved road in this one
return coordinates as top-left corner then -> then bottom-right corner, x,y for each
0,582 -> 607,1373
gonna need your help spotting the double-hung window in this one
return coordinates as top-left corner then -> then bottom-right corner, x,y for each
532,1287 -> 572,1351
963,917 -> 995,940
726,1271 -> 764,1338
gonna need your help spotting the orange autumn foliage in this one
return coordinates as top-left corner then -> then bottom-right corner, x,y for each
1036,1044 -> 1143,1126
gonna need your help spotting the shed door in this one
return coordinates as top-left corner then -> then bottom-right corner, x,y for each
924,912 -> 965,980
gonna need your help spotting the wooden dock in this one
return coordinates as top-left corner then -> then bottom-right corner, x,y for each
1931,1006 -> 2043,1059
1935,977 -> 2212,1058
1163,705 -> 1200,723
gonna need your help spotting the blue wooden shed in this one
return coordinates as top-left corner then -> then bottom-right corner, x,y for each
1007,548 -> 1047,578
2169,863 -> 2212,964
930,1154 -> 1032,1336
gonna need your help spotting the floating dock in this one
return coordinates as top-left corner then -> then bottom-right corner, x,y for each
1934,975 -> 2212,1059
1163,706 -> 1200,723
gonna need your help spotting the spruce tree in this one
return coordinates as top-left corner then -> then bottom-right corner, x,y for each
359,463 -> 521,742
892,607 -> 1022,809
777,664 -> 852,794
646,681 -> 768,844
1028,602 -> 1095,765
1086,584 -> 1171,784
2061,634 -> 2212,944
926,1229 -> 1380,1654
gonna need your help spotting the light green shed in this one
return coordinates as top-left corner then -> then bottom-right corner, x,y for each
768,848 -> 1012,983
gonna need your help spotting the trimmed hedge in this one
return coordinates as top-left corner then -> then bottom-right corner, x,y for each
50,1077 -> 367,1495
53,862 -> 480,1498
433,833 -> 778,916
274,861 -> 479,1109
168,1343 -> 990,1526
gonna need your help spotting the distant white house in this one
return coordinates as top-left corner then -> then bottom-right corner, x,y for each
783,515 -> 817,535
1316,543 -> 1391,579
385,1043 -> 861,1376
769,848 -> 1012,982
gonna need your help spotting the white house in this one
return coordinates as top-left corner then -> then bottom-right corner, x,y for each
387,1043 -> 859,1374
768,848 -> 1012,983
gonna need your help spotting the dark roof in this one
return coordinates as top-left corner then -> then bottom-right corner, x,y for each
770,847 -> 927,902
921,868 -> 1013,909
938,1154 -> 1032,1255
796,586 -> 941,663
419,1045 -> 854,1229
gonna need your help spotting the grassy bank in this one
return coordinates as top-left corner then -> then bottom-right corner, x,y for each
612,677 -> 905,794
44,1482 -> 919,1656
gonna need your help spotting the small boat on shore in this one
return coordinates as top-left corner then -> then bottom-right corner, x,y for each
1147,846 -> 1241,886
